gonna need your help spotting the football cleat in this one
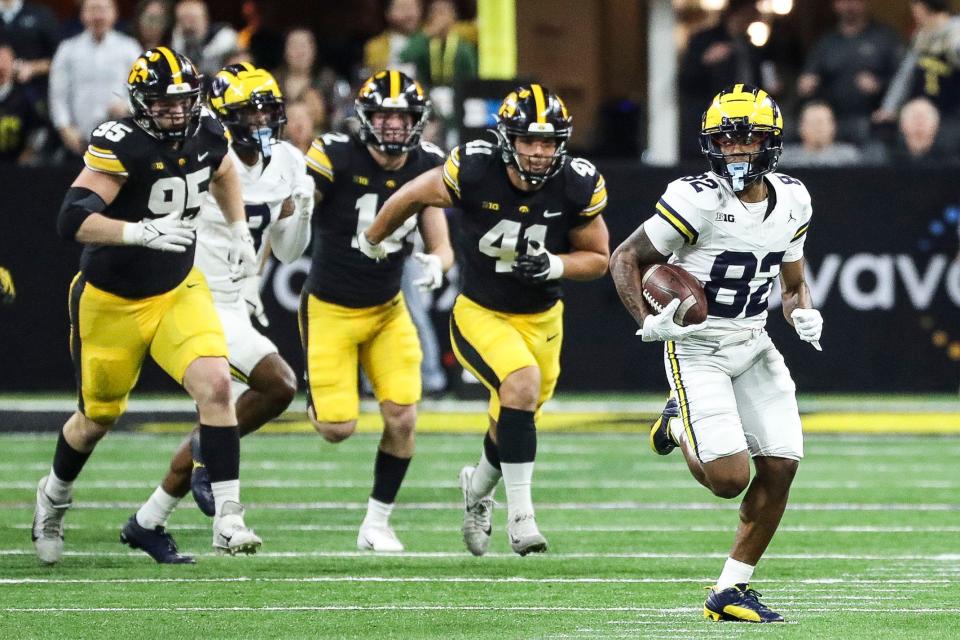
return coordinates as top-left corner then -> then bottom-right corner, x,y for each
31,476 -> 70,565
459,465 -> 494,556
357,523 -> 404,552
507,513 -> 548,556
120,515 -> 196,564
649,397 -> 681,456
212,501 -> 262,555
189,432 -> 215,517
704,583 -> 785,623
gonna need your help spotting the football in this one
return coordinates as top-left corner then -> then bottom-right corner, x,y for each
640,263 -> 708,326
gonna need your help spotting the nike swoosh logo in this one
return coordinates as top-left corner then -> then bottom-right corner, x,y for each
543,210 -> 562,218
546,334 -> 559,342
198,152 -> 209,162
186,283 -> 199,288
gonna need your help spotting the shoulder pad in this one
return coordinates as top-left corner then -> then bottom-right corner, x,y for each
199,111 -> 227,138
419,140 -> 446,163
664,173 -> 724,211
561,156 -> 601,206
770,172 -> 811,208
305,132 -> 354,182
84,119 -> 140,176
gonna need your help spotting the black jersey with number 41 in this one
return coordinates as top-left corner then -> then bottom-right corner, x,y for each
304,132 -> 446,308
79,112 -> 230,298
442,139 -> 608,314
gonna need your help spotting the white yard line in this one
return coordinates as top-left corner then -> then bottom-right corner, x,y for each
3,500 -> 958,511
1,549 -> 958,560
0,576 -> 953,586
9,523 -> 960,534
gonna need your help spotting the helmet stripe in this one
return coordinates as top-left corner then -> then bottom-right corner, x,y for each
156,46 -> 182,84
531,84 -> 546,124
389,70 -> 400,99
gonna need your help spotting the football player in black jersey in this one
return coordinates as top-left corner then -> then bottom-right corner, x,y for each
363,85 -> 610,556
302,70 -> 453,551
32,48 -> 262,565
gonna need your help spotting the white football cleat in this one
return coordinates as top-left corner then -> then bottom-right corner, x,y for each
357,523 -> 404,552
459,465 -> 494,556
32,476 -> 71,565
507,513 -> 548,556
212,501 -> 262,555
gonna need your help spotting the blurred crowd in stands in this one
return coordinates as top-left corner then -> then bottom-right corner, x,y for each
2,0 -> 960,167
680,0 -> 960,167
0,0 -> 478,165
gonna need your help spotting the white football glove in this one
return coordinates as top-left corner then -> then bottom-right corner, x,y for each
240,274 -> 268,327
357,231 -> 387,261
292,183 -> 314,220
412,252 -> 443,290
637,298 -> 705,343
122,211 -> 195,253
227,220 -> 258,279
791,308 -> 823,351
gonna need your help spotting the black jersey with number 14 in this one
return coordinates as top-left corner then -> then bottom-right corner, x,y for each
305,133 -> 445,308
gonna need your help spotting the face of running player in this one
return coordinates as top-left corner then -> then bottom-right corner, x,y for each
514,135 -> 557,177
710,131 -> 766,165
370,111 -> 414,145
148,95 -> 197,131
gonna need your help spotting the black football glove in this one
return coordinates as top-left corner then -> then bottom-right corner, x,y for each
512,253 -> 553,282
0,267 -> 14,304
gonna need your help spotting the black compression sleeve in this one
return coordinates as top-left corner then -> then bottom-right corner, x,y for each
57,187 -> 107,240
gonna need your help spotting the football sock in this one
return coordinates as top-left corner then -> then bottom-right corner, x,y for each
363,497 -> 395,528
211,479 -> 240,517
370,448 -> 411,505
497,408 -> 537,520
43,470 -> 74,505
199,424 -> 240,483
136,486 -> 180,529
469,450 -> 502,502
716,557 -> 755,590
483,430 -> 501,469
51,429 -> 91,485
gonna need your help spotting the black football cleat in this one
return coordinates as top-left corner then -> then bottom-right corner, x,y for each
190,431 -> 216,517
649,397 -> 681,455
120,515 -> 196,564
704,583 -> 784,623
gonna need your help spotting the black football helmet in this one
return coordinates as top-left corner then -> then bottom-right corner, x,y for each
208,62 -> 286,158
494,84 -> 572,185
699,84 -> 783,192
128,47 -> 204,141
355,70 -> 430,155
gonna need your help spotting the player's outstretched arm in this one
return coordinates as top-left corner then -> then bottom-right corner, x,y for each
781,257 -> 823,350
366,166 -> 453,245
211,154 -> 258,276
59,168 -> 125,244
411,206 -> 455,290
609,226 -> 668,326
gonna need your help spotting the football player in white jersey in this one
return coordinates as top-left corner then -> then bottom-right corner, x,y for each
126,64 -> 314,561
610,85 -> 823,622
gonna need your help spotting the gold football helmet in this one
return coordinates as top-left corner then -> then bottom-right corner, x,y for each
700,84 -> 783,191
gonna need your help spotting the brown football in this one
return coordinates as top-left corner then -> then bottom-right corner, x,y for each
640,263 -> 708,326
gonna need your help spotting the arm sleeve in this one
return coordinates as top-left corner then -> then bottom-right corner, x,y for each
269,156 -> 313,263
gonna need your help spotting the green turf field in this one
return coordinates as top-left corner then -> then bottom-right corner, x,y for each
1,431 -> 958,639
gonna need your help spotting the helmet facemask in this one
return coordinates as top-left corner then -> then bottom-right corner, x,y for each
222,93 -> 286,159
356,102 -> 428,155
131,85 -> 203,142
495,124 -> 570,186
